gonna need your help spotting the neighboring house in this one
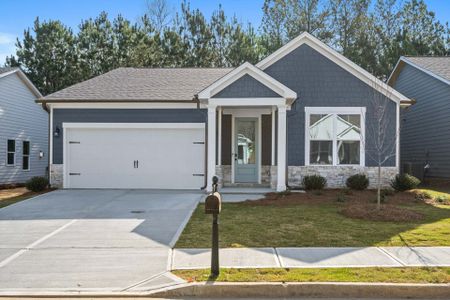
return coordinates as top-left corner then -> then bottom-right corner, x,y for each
388,56 -> 450,180
0,67 -> 47,186
38,32 -> 410,191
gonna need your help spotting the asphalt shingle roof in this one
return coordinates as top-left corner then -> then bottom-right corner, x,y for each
42,67 -> 233,101
0,67 -> 18,75
405,56 -> 450,83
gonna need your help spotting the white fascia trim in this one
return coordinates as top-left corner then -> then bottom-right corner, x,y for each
62,123 -> 205,129
198,62 -> 297,101
209,98 -> 286,107
48,102 -> 198,109
0,69 -> 42,98
256,32 -> 408,104
304,106 -> 366,167
396,56 -> 450,87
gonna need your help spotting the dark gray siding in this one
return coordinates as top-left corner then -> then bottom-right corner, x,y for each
264,44 -> 397,167
213,74 -> 281,98
52,108 -> 206,164
393,64 -> 450,178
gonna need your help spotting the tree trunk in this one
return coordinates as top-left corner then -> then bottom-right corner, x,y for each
377,164 -> 381,210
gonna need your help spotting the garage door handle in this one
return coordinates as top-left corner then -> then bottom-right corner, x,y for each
136,160 -> 139,168
133,160 -> 136,168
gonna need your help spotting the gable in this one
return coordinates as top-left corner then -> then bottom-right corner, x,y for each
213,74 -> 281,98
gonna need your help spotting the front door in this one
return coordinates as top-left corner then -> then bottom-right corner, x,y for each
234,118 -> 258,183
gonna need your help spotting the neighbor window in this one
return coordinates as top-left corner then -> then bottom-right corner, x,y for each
6,139 -> 15,166
306,108 -> 365,166
22,141 -> 30,170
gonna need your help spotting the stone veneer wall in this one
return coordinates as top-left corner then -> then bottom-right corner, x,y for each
50,164 -> 63,188
288,166 -> 398,189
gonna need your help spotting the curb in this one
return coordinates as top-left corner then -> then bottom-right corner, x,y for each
150,282 -> 450,299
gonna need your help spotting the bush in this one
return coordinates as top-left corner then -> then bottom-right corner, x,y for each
390,174 -> 421,191
25,176 -> 49,192
302,175 -> 327,190
336,193 -> 346,202
346,174 -> 369,190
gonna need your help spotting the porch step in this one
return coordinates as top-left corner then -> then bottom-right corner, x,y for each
219,187 -> 273,195
223,183 -> 270,188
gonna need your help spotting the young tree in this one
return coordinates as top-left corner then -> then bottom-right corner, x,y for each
364,82 -> 398,210
145,0 -> 172,32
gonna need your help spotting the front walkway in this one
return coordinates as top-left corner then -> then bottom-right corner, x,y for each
172,247 -> 450,269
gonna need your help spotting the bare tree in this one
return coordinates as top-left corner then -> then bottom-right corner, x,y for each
363,81 -> 398,210
145,0 -> 172,32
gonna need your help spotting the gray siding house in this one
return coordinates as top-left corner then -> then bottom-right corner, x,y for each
38,33 -> 410,191
0,67 -> 47,185
389,56 -> 450,179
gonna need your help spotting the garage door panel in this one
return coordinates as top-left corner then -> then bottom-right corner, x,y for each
65,126 -> 205,189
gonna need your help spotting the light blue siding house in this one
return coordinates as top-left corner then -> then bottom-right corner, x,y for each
0,67 -> 47,185
389,57 -> 450,179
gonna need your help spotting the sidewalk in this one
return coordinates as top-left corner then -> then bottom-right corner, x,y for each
171,247 -> 450,269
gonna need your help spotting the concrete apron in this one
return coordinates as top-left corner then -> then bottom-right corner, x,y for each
150,282 -> 450,299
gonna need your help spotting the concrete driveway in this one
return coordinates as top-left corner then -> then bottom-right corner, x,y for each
0,189 -> 202,294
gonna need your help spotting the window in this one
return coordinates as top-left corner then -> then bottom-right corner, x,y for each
22,141 -> 30,170
6,139 -> 15,166
306,107 -> 365,166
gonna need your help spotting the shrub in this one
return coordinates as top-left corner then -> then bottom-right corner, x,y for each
346,174 -> 369,190
302,175 -> 327,190
25,176 -> 49,192
336,193 -> 346,202
390,174 -> 421,191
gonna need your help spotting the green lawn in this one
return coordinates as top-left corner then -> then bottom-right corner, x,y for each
176,191 -> 450,248
173,267 -> 450,283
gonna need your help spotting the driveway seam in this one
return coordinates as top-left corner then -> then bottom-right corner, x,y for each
0,219 -> 77,268
273,247 -> 282,267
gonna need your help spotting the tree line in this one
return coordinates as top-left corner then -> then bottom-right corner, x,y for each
5,0 -> 450,95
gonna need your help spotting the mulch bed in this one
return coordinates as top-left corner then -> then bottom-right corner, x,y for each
340,203 -> 425,222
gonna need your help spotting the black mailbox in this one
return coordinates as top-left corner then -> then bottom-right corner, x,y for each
205,192 -> 222,214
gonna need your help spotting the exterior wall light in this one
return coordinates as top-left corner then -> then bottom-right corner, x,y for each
39,151 -> 44,159
54,126 -> 60,137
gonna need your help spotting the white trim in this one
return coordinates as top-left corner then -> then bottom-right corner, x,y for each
207,106 -> 217,192
21,140 -> 30,171
217,107 -> 222,166
0,69 -> 42,98
47,102 -> 199,109
62,123 -> 205,129
271,106 -> 276,165
63,127 -> 67,188
209,98 -> 287,107
198,62 -> 297,102
5,139 -> 16,166
258,115 -> 262,184
231,115 -> 235,184
390,56 -> 450,87
256,32 -> 408,104
49,106 -> 53,173
276,105 -> 287,191
396,101 -> 400,170
304,107 -> 366,167
223,108 -> 272,117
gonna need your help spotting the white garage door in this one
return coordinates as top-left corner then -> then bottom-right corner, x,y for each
64,123 -> 205,189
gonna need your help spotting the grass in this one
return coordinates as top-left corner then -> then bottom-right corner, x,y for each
0,187 -> 50,209
175,190 -> 450,248
173,267 -> 450,284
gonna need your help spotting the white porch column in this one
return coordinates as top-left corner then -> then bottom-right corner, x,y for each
276,105 -> 287,191
207,105 -> 217,192
217,107 -> 222,166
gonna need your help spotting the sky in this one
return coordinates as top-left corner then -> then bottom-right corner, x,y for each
0,0 -> 449,64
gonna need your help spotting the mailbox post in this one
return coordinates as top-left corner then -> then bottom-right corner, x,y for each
205,176 -> 221,276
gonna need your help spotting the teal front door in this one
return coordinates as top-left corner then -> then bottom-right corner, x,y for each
235,118 -> 258,183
